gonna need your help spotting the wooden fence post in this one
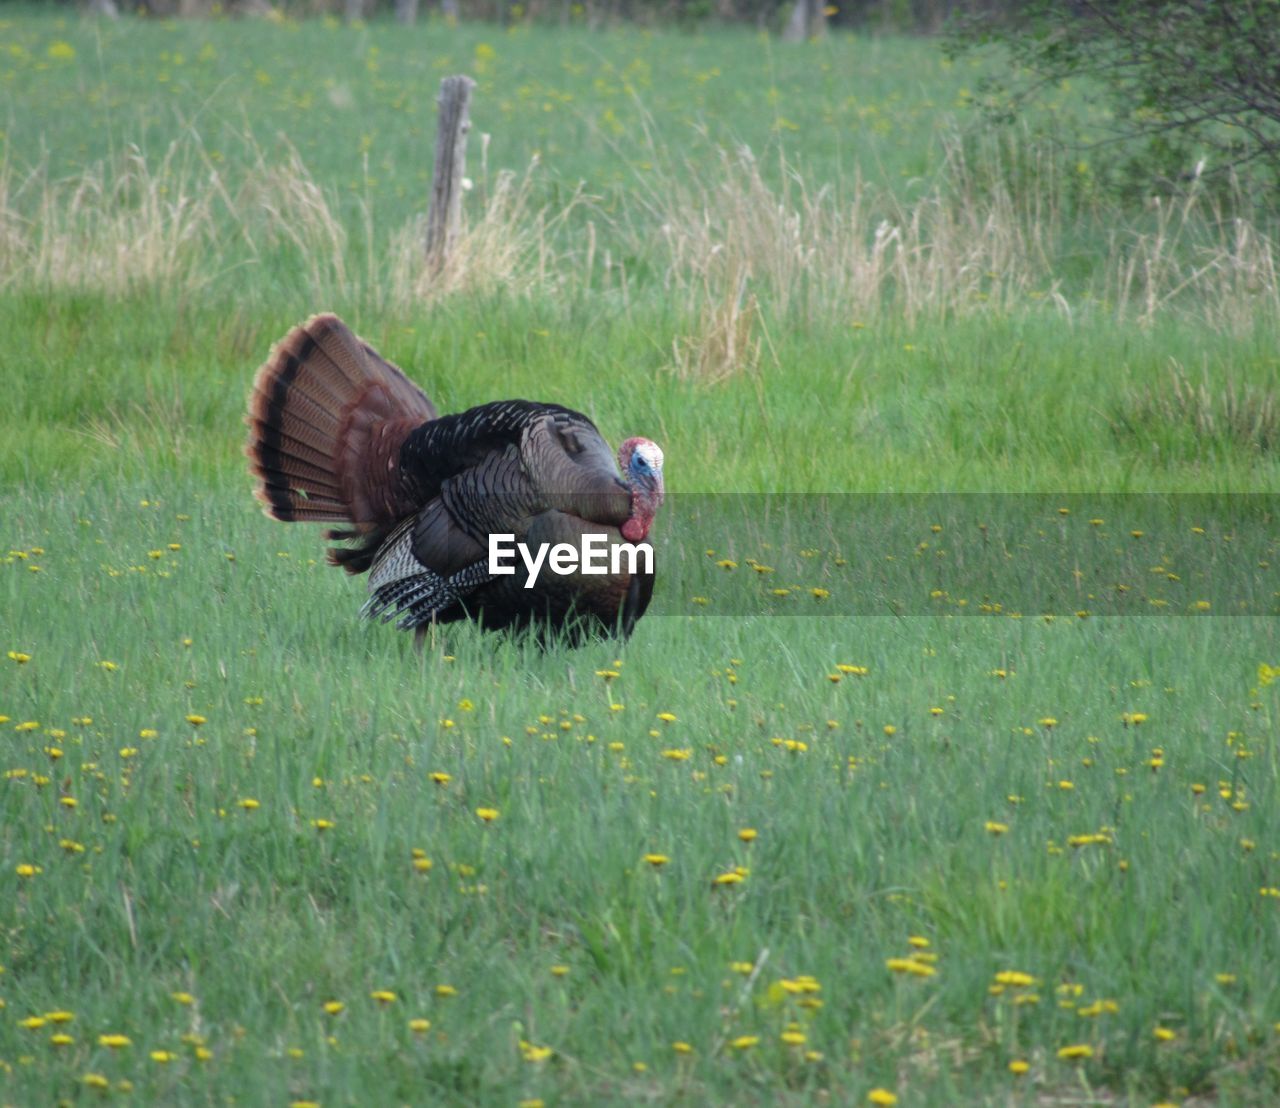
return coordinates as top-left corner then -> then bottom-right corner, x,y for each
425,75 -> 477,274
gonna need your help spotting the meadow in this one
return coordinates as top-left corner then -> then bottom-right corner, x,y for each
3,6 -> 1280,1106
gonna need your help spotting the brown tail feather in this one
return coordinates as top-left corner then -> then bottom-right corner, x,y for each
245,313 -> 438,531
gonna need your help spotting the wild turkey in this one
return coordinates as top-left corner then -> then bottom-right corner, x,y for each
245,314 -> 664,641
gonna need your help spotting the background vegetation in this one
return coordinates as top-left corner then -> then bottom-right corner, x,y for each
2,6 -> 1278,1105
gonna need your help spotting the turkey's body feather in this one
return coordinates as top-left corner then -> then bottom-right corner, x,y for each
245,314 -> 657,641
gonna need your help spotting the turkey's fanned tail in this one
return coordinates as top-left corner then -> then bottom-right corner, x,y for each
245,313 -> 437,536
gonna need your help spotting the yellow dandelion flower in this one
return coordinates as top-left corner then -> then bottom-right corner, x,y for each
475,807 -> 499,822
185,714 -> 206,726
82,1074 -> 110,1090
672,1040 -> 694,1054
51,1033 -> 74,1046
520,1041 -> 553,1062
867,1090 -> 898,1106
369,990 -> 397,1004
15,864 -> 42,878
781,1030 -> 807,1046
644,853 -> 670,867
994,971 -> 1035,987
1008,1059 -> 1030,1075
151,1050 -> 175,1063
885,958 -> 935,977
1154,1026 -> 1176,1042
435,984 -> 458,997
171,991 -> 195,1006
985,821 -> 1009,835
713,871 -> 745,886
20,1016 -> 48,1029
409,1018 -> 431,1033
1057,1043 -> 1093,1059
429,772 -> 452,785
237,798 -> 259,811
730,1035 -> 759,1050
7,651 -> 31,664
98,1033 -> 131,1048
738,828 -> 758,842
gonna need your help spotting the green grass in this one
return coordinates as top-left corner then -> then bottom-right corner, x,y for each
3,7 -> 1280,1106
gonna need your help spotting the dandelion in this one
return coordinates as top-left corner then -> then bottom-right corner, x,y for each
730,1035 -> 759,1050
738,828 -> 757,842
370,990 -> 397,1004
1215,973 -> 1237,985
672,1040 -> 694,1054
312,819 -> 335,831
98,1034 -> 131,1048
82,1074 -> 110,1090
1008,1059 -> 1030,1075
429,772 -> 452,785
550,964 -> 569,977
520,1041 -> 553,1062
7,651 -> 31,664
985,821 -> 1009,835
1057,1043 -> 1093,1059
867,1090 -> 898,1106
435,984 -> 458,998
1154,1026 -> 1176,1041
15,864 -> 42,877
886,958 -> 935,977
994,971 -> 1035,987
151,1050 -> 175,1063
413,857 -> 433,873
51,1033 -> 74,1047
409,1018 -> 431,1033
713,871 -> 745,886
238,798 -> 260,811
185,714 -> 206,726
781,1030 -> 807,1046
20,1016 -> 48,1029
475,807 -> 499,822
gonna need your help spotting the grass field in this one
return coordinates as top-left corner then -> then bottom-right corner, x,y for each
3,6 -> 1280,1106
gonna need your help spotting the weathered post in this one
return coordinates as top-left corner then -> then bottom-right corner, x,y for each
425,75 -> 477,274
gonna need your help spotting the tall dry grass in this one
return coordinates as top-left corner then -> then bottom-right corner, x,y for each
1,130 -> 1277,377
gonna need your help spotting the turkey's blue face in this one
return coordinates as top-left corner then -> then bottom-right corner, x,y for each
620,438 -> 664,542
628,441 -> 664,490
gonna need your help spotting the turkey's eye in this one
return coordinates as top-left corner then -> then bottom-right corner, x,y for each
557,429 -> 583,456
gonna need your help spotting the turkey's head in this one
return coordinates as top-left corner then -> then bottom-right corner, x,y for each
618,437 -> 665,542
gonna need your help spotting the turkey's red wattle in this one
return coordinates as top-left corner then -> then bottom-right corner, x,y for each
622,516 -> 648,542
